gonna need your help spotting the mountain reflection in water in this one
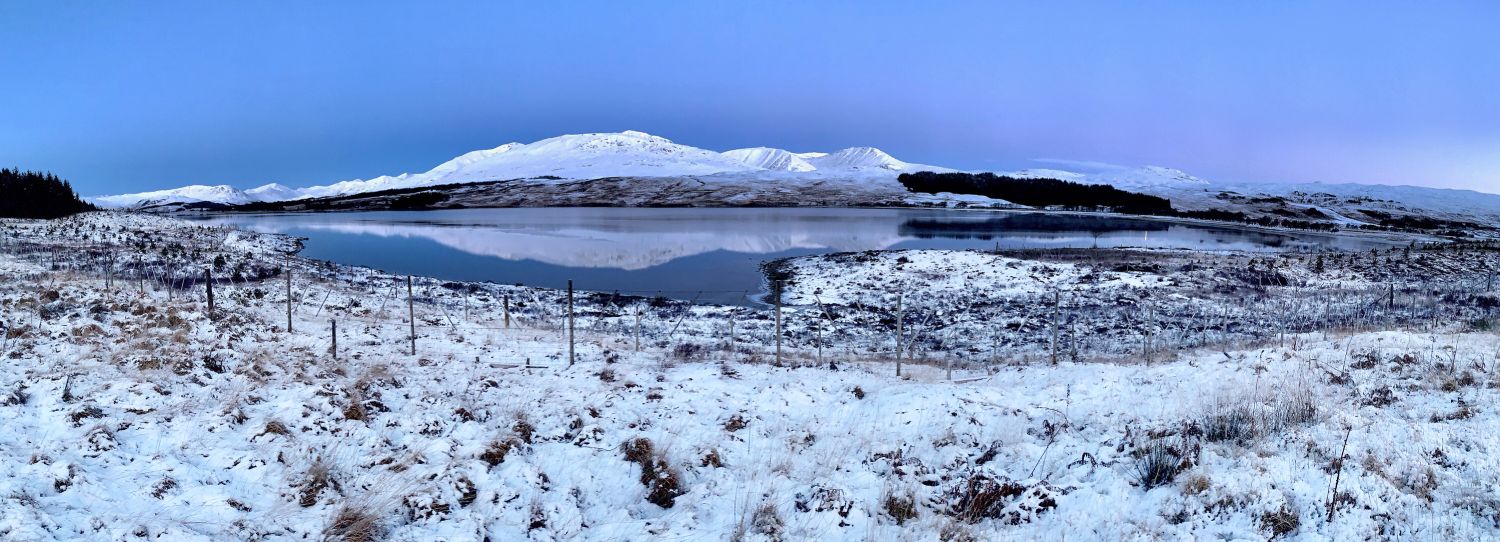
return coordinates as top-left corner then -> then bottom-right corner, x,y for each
194,208 -> 1395,304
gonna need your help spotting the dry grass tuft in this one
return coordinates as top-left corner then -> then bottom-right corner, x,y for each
620,437 -> 684,508
480,439 -> 519,468
324,505 -> 382,542
883,489 -> 919,525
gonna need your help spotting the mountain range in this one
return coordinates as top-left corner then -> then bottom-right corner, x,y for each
92,131 -> 949,208
90,130 -> 1500,229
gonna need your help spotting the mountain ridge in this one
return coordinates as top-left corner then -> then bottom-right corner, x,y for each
87,131 -> 1500,228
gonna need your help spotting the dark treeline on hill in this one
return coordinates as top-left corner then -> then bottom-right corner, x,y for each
898,172 -> 1174,214
0,168 -> 95,219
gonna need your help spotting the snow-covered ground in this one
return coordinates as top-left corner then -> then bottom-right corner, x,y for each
2,213 -> 1498,540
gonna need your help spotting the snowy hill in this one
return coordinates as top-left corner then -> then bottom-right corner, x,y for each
91,184 -> 252,208
244,183 -> 300,202
721,147 -> 816,172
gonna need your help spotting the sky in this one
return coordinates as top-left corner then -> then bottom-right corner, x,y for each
2,1 -> 1498,196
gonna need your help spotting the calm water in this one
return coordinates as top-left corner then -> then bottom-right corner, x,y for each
194,208 -> 1395,305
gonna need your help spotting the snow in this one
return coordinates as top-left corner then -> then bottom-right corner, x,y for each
1,213 -> 1498,540
722,147 -> 817,172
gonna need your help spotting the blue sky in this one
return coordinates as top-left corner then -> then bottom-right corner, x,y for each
2,1 -> 1498,196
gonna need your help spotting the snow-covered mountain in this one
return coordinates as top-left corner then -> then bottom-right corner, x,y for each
721,147 -> 816,172
91,131 -> 950,208
91,184 -> 255,208
88,130 -> 1500,227
244,183 -> 300,202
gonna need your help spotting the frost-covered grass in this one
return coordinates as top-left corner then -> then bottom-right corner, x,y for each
2,213 -> 1499,540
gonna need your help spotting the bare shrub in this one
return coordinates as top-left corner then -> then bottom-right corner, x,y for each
723,414 -> 748,433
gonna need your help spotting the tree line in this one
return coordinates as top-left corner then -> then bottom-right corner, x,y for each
898,172 -> 1174,215
0,168 -> 95,219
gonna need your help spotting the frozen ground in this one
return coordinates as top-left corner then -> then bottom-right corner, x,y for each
2,213 -> 1498,540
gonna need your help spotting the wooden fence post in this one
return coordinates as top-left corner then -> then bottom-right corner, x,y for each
774,280 -> 783,366
1050,291 -> 1060,365
895,294 -> 903,377
567,280 -> 575,367
331,319 -> 338,361
205,268 -> 214,319
503,294 -> 511,329
407,275 -> 416,356
285,257 -> 293,333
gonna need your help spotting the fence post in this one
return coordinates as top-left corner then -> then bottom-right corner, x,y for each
567,279 -> 575,367
1050,290 -> 1060,365
503,294 -> 511,329
407,275 -> 416,356
166,262 -> 173,302
205,268 -> 214,319
1146,303 -> 1158,363
285,256 -> 293,333
895,294 -> 903,377
774,280 -> 783,366
728,315 -> 736,361
331,319 -> 338,361
634,309 -> 641,352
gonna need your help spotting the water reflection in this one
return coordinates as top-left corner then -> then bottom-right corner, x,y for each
193,208 -> 1395,304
